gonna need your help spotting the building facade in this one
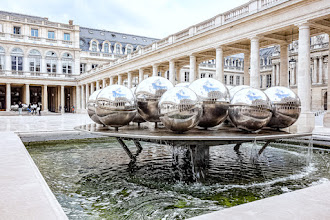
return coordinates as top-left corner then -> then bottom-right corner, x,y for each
0,0 -> 330,130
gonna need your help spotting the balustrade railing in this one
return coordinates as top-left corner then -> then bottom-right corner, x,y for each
28,36 -> 41,41
10,34 -> 24,39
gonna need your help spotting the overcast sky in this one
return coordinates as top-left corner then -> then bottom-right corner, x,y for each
1,0 -> 250,39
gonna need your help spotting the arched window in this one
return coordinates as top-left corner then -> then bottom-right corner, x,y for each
116,44 -> 120,54
104,43 -> 109,53
29,49 -> 41,73
46,51 -> 57,74
126,45 -> 132,54
62,52 -> 73,75
92,41 -> 97,52
11,48 -> 23,72
0,46 -> 5,70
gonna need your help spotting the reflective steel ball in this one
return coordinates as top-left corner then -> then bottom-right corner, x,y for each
135,76 -> 174,122
229,88 -> 272,132
188,78 -> 230,128
131,87 -> 145,124
264,86 -> 301,129
87,89 -> 103,125
175,82 -> 190,88
229,85 -> 250,100
95,85 -> 137,128
159,87 -> 202,133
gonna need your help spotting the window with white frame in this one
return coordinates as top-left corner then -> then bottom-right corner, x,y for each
80,63 -> 86,73
209,73 -> 213,78
266,74 -> 272,88
184,72 -> 189,82
46,51 -> 57,73
62,53 -> 73,74
64,33 -> 70,41
91,64 -> 98,69
11,48 -> 23,71
104,43 -> 109,53
0,46 -> 4,70
224,75 -> 227,84
236,76 -> 240,85
92,41 -> 97,52
229,75 -> 234,85
116,44 -> 120,54
29,49 -> 41,72
260,75 -> 263,88
201,73 -> 206,78
48,31 -> 55,39
31,29 -> 38,37
13,26 -> 21,35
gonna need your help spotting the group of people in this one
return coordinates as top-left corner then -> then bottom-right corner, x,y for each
17,101 -> 41,115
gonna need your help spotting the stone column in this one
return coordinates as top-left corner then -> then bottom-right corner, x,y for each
118,74 -> 122,85
189,55 -> 196,82
323,33 -> 330,127
25,84 -> 30,105
23,56 -> 29,73
215,46 -> 224,83
102,79 -> 106,88
280,44 -> 289,87
169,60 -> 175,85
319,56 -> 323,84
81,85 -> 85,109
76,85 -> 81,111
85,84 -> 89,105
6,83 -> 10,111
272,64 -> 276,86
41,57 -> 46,74
250,37 -> 260,88
139,68 -> 144,83
60,85 -> 64,114
42,85 -> 48,112
290,64 -> 296,86
5,54 -> 11,72
152,64 -> 158,77
275,64 -> 280,86
244,52 -> 250,86
296,24 -> 314,132
57,59 -> 62,74
176,67 -> 181,84
110,76 -> 114,85
313,57 -> 318,84
127,72 -> 132,88
96,80 -> 100,90
90,82 -> 95,93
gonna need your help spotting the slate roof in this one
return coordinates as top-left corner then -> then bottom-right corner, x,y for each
0,10 -> 46,21
79,27 -> 159,52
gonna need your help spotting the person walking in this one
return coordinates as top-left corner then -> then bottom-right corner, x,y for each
18,101 -> 23,115
32,103 -> 37,115
37,103 -> 41,116
27,103 -> 31,115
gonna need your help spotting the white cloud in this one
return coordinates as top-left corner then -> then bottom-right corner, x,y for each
1,0 -> 250,38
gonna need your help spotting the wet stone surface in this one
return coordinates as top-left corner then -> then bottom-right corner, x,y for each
27,138 -> 330,220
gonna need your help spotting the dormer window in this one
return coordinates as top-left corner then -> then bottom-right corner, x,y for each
116,44 -> 120,54
112,34 -> 116,38
92,41 -> 97,52
104,43 -> 109,53
123,36 -> 127,39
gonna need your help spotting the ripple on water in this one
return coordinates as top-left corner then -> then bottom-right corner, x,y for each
27,139 -> 330,220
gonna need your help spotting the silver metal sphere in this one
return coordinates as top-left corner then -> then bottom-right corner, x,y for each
175,82 -> 190,88
131,87 -> 145,124
87,89 -> 103,125
135,76 -> 174,122
159,87 -> 202,133
264,86 -> 301,129
95,85 -> 137,128
188,78 -> 230,128
229,85 -> 250,100
229,88 -> 272,132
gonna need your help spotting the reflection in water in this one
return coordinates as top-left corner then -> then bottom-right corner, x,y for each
27,139 -> 330,220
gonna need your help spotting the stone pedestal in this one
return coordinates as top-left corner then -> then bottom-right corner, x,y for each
291,112 -> 315,133
323,112 -> 330,128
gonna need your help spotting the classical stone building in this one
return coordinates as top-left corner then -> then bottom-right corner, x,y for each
0,10 -> 157,112
1,0 -> 330,132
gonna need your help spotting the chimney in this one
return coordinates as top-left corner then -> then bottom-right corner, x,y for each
44,17 -> 48,20
69,20 -> 73,25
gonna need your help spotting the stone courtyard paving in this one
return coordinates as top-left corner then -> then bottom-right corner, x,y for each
0,113 -> 93,133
